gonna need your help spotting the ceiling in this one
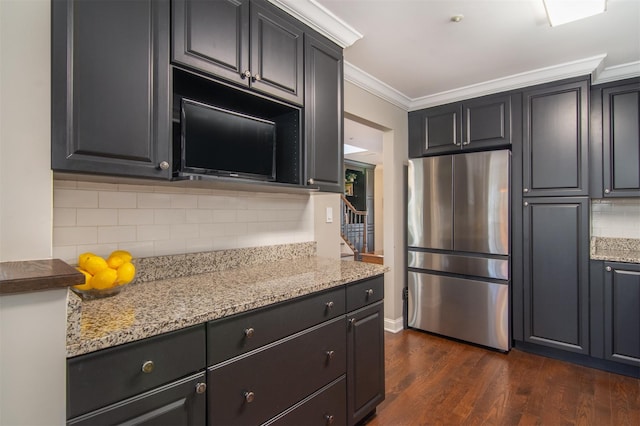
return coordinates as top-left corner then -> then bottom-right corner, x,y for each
273,0 -> 640,165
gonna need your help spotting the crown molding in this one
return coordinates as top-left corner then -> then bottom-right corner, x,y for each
409,54 -> 607,110
593,61 -> 640,84
344,62 -> 412,110
268,0 -> 362,48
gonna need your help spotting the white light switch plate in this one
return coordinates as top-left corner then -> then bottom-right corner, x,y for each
326,207 -> 333,223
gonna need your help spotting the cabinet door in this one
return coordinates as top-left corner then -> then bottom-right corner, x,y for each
411,104 -> 463,156
67,372 -> 206,426
172,0 -> 249,87
603,262 -> 640,367
304,34 -> 344,192
523,79 -> 589,197
602,80 -> 640,197
463,93 -> 512,150
522,197 -> 589,354
51,0 -> 171,179
347,301 -> 385,426
250,1 -> 304,105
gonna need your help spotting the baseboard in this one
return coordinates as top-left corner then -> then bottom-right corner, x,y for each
384,317 -> 404,333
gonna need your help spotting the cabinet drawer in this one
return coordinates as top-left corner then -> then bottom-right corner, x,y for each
208,316 -> 346,426
266,375 -> 346,426
67,372 -> 206,426
67,325 -> 206,419
207,286 -> 345,364
346,275 -> 384,312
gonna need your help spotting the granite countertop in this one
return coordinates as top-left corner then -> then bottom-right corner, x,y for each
66,248 -> 387,358
590,237 -> 640,264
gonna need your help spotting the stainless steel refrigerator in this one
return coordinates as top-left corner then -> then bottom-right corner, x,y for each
407,150 -> 510,351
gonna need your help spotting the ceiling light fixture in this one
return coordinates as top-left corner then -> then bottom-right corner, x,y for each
543,0 -> 606,26
450,15 -> 464,23
344,144 -> 367,155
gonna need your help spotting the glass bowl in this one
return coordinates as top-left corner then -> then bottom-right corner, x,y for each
71,285 -> 124,300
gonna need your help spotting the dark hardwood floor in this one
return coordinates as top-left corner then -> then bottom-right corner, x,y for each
364,330 -> 640,426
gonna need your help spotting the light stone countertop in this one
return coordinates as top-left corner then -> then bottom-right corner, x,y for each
66,254 -> 387,358
590,237 -> 640,264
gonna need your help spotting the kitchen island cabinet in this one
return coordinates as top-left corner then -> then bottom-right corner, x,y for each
66,245 -> 386,425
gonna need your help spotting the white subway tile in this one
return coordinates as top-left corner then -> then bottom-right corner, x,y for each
170,194 -> 198,209
77,209 -> 118,226
154,239 -> 186,256
99,191 -> 137,208
185,238 -> 215,253
52,245 -> 77,265
53,180 -> 77,189
236,210 -> 258,223
118,183 -> 152,193
121,241 -> 155,259
54,189 -> 99,208
78,181 -> 118,191
154,209 -> 186,225
213,210 -> 237,223
186,209 -> 213,224
75,243 -> 119,258
137,224 -> 171,242
199,223 -> 227,238
198,195 -> 238,209
53,208 -> 77,227
211,236 -> 238,251
119,209 -> 154,226
53,227 -> 98,246
171,224 -> 200,240
98,226 -> 137,244
138,192 -> 171,209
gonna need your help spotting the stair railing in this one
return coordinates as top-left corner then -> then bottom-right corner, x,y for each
340,194 -> 367,259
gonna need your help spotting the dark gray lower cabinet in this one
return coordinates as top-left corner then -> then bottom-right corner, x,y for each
67,373 -> 206,426
347,300 -> 385,425
522,197 -> 589,354
603,262 -> 640,367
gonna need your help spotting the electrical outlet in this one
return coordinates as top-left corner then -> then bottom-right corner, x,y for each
326,207 -> 333,223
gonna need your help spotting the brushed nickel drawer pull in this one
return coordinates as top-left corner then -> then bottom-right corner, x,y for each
195,382 -> 207,394
325,414 -> 335,424
325,301 -> 334,310
326,350 -> 335,360
244,391 -> 255,403
244,328 -> 255,338
366,288 -> 374,297
141,360 -> 154,374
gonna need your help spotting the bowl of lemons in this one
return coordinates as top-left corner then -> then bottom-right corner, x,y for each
72,250 -> 136,299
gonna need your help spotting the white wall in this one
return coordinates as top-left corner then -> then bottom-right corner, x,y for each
374,165 -> 384,251
592,198 -> 640,238
52,180 -> 314,264
344,81 -> 408,330
0,1 -> 67,424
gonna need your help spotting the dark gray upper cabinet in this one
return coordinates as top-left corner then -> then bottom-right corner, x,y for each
408,93 -> 513,157
603,262 -> 640,367
601,79 -> 640,197
522,197 -> 589,355
304,33 -> 344,192
51,0 -> 172,179
172,0 -> 304,106
522,79 -> 589,197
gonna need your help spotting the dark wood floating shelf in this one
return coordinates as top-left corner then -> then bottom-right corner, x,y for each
0,259 -> 84,295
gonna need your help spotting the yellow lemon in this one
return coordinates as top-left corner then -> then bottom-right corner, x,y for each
107,254 -> 125,269
78,252 -> 95,269
84,255 -> 109,275
73,267 -> 93,291
110,250 -> 132,263
91,268 -> 118,290
116,262 -> 136,285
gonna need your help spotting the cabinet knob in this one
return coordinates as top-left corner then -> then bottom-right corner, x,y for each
195,382 -> 207,394
241,70 -> 252,79
606,266 -> 612,272
325,414 -> 335,425
462,140 -> 470,146
523,201 -> 529,207
252,73 -> 261,82
523,188 -> 529,193
159,161 -> 170,170
365,288 -> 374,297
307,178 -> 315,185
348,318 -> 356,327
244,327 -> 255,338
244,391 -> 255,403
325,301 -> 334,310
326,350 -> 335,361
141,360 -> 154,374
604,188 -> 610,194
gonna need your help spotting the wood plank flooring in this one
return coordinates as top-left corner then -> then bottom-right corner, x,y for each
364,330 -> 640,426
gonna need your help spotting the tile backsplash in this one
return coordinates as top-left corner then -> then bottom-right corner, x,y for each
591,198 -> 640,239
53,180 -> 313,264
